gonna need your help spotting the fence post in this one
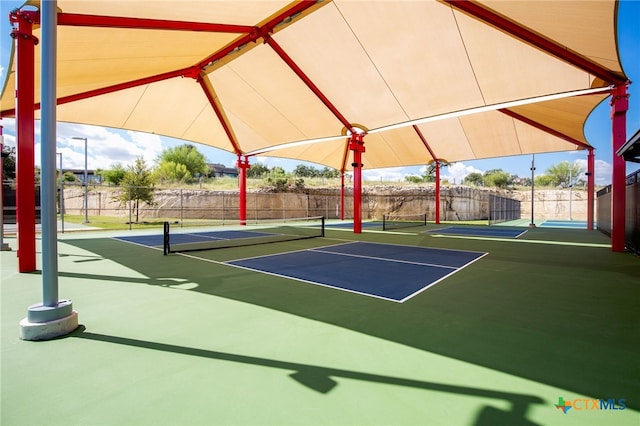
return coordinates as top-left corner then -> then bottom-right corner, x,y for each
180,188 -> 183,226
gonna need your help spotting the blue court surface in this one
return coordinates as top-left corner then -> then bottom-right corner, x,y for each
540,220 -> 588,229
227,242 -> 486,302
114,229 -> 273,248
427,226 -> 526,238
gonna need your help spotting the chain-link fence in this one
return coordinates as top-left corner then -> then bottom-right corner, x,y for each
488,194 -> 521,225
3,182 -> 525,230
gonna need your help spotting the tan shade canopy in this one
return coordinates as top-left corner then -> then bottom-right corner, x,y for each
0,0 -> 627,171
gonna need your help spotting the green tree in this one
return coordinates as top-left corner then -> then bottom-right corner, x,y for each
62,171 -> 79,182
265,166 -> 303,191
155,161 -> 191,183
270,166 -> 286,177
157,144 -> 208,182
246,163 -> 269,178
320,167 -> 340,179
117,157 -> 156,223
482,169 -> 510,188
404,175 -> 424,183
421,164 -> 437,183
1,145 -> 16,180
464,172 -> 483,186
293,164 -> 318,177
545,161 -> 585,188
534,175 -> 555,187
97,163 -> 126,186
419,161 -> 452,183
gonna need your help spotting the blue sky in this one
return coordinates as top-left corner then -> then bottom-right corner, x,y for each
1,0 -> 639,185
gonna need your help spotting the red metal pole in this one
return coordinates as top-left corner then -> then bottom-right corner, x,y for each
236,155 -> 249,225
349,133 -> 365,233
11,11 -> 38,272
586,149 -> 595,231
435,161 -> 441,224
610,85 -> 628,252
340,171 -> 345,221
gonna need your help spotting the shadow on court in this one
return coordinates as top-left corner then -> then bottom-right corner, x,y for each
70,326 -> 542,426
63,227 -> 640,413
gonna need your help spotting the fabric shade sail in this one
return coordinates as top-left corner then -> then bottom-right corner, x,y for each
1,0 -> 628,171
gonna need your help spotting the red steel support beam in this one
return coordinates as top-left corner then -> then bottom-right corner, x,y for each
265,37 -> 355,134
434,161 -> 441,224
265,22 -> 362,231
20,10 -> 254,33
11,11 -> 38,272
196,74 -> 243,155
444,0 -> 628,85
498,108 -> 594,150
349,133 -> 365,233
237,155 -> 250,225
1,68 -> 193,118
610,84 -> 628,251
2,1 -> 321,120
195,1 -> 321,73
586,148 -> 595,231
413,125 -> 441,224
340,172 -> 345,221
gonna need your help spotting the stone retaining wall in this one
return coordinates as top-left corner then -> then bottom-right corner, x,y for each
60,185 -> 591,222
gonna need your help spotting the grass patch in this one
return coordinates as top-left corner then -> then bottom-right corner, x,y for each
60,214 -> 170,231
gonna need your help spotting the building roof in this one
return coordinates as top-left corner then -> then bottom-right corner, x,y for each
617,128 -> 640,163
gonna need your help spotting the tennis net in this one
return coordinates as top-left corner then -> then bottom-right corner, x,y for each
382,213 -> 427,231
163,216 -> 325,254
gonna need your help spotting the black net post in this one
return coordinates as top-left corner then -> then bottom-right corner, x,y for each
163,221 -> 170,255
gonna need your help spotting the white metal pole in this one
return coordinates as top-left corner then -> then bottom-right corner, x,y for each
72,136 -> 89,223
569,166 -> 573,220
40,0 -> 60,307
84,137 -> 88,223
529,154 -> 535,227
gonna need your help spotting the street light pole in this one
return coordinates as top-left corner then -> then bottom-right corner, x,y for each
529,154 -> 536,227
569,165 -> 573,221
72,137 -> 89,223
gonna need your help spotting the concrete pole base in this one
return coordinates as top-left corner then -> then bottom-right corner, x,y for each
20,311 -> 79,341
20,300 -> 79,341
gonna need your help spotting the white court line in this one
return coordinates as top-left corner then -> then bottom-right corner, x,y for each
428,226 -> 527,239
397,252 -> 489,303
125,239 -> 488,303
310,248 -> 458,270
225,242 -> 488,303
224,240 -> 356,263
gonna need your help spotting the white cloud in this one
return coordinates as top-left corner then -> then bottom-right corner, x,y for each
0,117 -> 624,186
55,125 -> 165,170
575,158 -> 612,186
441,162 -> 483,184
254,156 -> 270,166
362,167 -> 409,182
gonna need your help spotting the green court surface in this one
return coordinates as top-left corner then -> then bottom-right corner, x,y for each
1,224 -> 639,425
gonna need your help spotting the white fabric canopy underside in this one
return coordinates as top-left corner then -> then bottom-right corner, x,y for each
0,0 -> 626,171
